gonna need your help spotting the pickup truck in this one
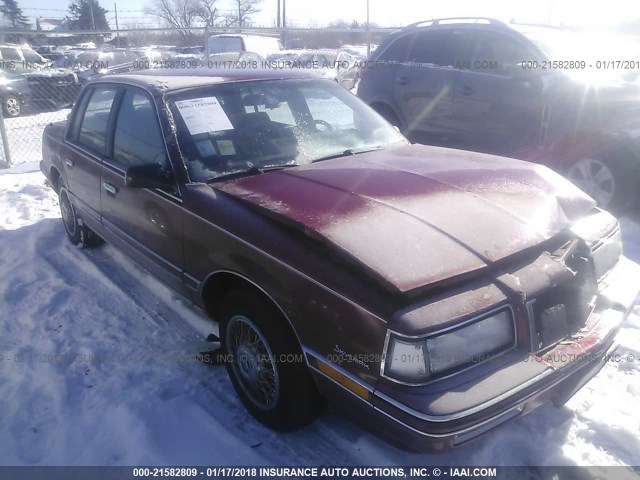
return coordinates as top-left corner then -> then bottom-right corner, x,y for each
40,69 -> 640,451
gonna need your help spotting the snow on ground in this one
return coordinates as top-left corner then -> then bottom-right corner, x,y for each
0,164 -> 639,467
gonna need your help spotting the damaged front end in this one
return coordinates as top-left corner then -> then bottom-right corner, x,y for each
368,208 -> 638,451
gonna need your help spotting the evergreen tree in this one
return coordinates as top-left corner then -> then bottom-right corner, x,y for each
0,0 -> 30,29
68,0 -> 109,30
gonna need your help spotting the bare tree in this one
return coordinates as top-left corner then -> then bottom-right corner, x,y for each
194,0 -> 217,26
145,0 -> 218,38
224,0 -> 262,27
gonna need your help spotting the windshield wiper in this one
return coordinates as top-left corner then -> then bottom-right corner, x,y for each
311,149 -> 355,164
311,146 -> 385,164
207,163 -> 299,183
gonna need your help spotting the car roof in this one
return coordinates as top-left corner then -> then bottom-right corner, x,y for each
97,67 -> 321,93
298,49 -> 341,55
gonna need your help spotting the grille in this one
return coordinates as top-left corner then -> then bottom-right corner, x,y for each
528,249 -> 598,352
26,76 -> 81,105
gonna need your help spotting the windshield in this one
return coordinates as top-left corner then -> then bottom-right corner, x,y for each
167,78 -> 407,182
22,47 -> 47,64
209,37 -> 244,54
76,52 -> 102,63
298,52 -> 338,67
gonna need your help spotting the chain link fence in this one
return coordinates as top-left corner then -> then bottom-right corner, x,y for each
0,26 -> 394,168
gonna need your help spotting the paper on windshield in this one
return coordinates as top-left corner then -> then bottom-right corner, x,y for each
195,140 -> 217,157
175,97 -> 233,135
217,140 -> 236,156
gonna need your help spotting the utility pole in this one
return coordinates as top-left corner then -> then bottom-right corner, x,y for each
89,0 -> 96,30
114,2 -> 119,41
282,0 -> 286,47
277,0 -> 281,28
366,0 -> 370,57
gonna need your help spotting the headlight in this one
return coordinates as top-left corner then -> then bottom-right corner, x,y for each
383,307 -> 515,384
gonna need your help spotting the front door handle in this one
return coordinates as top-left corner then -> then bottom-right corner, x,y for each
461,85 -> 473,96
64,159 -> 74,168
398,76 -> 410,86
103,182 -> 117,195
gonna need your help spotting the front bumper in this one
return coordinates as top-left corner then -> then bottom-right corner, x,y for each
308,257 -> 639,452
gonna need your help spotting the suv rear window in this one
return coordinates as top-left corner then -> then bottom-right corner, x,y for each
470,32 -> 529,75
408,30 -> 465,67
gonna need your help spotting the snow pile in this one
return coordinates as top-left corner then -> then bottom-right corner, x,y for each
0,164 -> 639,466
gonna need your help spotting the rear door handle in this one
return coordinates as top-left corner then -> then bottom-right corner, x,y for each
64,159 -> 74,168
461,85 -> 473,96
398,76 -> 410,86
103,182 -> 117,195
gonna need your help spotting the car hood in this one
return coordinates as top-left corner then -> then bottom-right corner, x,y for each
24,68 -> 76,78
215,144 -> 596,293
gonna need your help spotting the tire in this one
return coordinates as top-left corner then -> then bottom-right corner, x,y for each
58,186 -> 101,248
566,157 -> 635,209
220,289 -> 324,431
3,94 -> 21,118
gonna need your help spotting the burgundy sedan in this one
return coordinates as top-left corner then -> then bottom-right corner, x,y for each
40,69 -> 639,451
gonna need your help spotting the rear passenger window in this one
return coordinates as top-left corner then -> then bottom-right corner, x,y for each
1,47 -> 21,61
470,32 -> 529,75
77,86 -> 117,155
67,89 -> 92,142
113,51 -> 129,65
377,34 -> 414,62
112,90 -> 168,169
408,30 -> 464,67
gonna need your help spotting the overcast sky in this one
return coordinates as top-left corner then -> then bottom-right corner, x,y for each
18,0 -> 640,29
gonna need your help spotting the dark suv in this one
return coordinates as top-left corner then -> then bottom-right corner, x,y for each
358,18 -> 640,208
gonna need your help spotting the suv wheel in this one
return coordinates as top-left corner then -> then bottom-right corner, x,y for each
566,158 -> 629,209
219,289 -> 324,431
3,95 -> 21,117
58,187 -> 101,248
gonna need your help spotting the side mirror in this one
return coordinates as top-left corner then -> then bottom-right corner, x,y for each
125,163 -> 174,190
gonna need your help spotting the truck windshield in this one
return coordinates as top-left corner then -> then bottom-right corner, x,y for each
167,78 -> 407,182
208,37 -> 244,54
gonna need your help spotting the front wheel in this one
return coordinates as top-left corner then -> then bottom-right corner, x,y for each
220,289 -> 324,431
3,95 -> 21,117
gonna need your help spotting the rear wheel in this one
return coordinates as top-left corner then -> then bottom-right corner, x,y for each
3,95 -> 21,117
58,187 -> 101,248
220,289 -> 324,431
